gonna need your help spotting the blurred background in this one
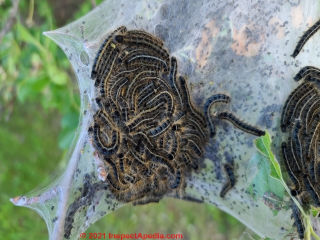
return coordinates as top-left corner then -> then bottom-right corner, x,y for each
0,0 -> 257,239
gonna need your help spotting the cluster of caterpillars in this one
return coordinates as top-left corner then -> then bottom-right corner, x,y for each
281,18 -> 320,239
89,26 -> 265,205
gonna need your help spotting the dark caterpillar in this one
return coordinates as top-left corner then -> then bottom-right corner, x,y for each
282,18 -> 320,239
89,26 -> 265,205
291,200 -> 305,240
220,162 -> 236,198
291,18 -> 320,58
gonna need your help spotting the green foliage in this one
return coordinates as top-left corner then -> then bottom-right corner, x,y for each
0,0 -> 79,150
255,132 -> 282,180
247,132 -> 285,204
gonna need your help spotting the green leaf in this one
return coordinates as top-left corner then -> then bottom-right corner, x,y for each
16,80 -> 32,102
255,132 -> 282,180
247,131 -> 286,211
46,65 -> 68,85
16,23 -> 46,54
311,206 -> 319,217
247,152 -> 285,204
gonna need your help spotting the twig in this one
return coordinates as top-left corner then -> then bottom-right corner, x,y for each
26,0 -> 34,27
0,0 -> 20,44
